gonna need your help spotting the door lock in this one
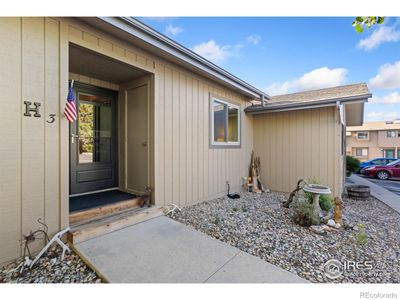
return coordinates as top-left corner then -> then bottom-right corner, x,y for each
142,141 -> 147,147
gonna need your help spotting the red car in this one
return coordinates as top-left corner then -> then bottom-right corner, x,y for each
362,159 -> 400,180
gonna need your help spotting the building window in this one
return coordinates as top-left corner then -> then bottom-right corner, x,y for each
356,132 -> 369,140
355,148 -> 368,157
210,96 -> 240,147
387,130 -> 397,138
384,149 -> 395,158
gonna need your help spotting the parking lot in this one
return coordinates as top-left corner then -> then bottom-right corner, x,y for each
359,175 -> 400,196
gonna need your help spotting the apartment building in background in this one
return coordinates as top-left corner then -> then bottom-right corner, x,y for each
346,120 -> 400,161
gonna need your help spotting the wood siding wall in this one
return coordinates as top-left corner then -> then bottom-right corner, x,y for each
253,107 -> 342,197
0,17 -> 67,264
0,17 -> 253,264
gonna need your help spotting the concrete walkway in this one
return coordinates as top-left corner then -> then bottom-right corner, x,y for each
75,216 -> 306,283
348,174 -> 400,213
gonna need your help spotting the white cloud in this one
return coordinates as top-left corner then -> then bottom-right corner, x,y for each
165,24 -> 183,36
265,67 -> 348,95
192,40 -> 232,62
247,34 -> 261,45
366,111 -> 398,121
369,92 -> 400,104
369,60 -> 400,89
358,26 -> 400,50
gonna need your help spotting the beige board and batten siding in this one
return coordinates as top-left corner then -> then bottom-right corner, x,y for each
0,17 -> 254,265
253,107 -> 342,197
0,17 -> 66,263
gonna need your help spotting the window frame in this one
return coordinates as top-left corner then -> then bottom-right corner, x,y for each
356,131 -> 369,140
387,130 -> 397,138
355,147 -> 368,157
209,95 -> 241,148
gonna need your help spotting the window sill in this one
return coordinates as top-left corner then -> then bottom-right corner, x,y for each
210,142 -> 241,149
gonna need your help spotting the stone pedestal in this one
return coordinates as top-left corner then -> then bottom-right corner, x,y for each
312,193 -> 322,218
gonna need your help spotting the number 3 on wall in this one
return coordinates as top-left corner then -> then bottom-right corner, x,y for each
46,114 -> 56,124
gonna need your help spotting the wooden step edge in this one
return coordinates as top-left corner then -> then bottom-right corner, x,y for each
69,207 -> 164,244
69,197 -> 141,224
71,205 -> 149,230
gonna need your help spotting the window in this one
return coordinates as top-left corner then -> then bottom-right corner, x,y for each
387,130 -> 397,138
210,96 -> 240,147
355,148 -> 368,157
356,132 -> 369,140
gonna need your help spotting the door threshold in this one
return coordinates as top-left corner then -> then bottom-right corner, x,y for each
70,187 -> 119,198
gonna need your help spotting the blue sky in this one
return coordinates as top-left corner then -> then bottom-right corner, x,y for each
140,17 -> 400,122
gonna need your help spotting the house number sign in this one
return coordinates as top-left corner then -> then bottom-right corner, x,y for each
23,101 -> 56,123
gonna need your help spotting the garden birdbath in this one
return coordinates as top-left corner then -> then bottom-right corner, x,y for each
303,184 -> 331,218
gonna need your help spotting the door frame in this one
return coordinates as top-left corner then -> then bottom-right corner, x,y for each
69,81 -> 119,196
119,76 -> 153,196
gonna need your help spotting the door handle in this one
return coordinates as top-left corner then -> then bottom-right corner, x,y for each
71,133 -> 79,144
142,141 -> 147,147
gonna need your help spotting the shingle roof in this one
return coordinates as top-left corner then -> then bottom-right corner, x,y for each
270,83 -> 370,105
245,83 -> 372,114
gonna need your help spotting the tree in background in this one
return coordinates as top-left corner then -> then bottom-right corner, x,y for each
352,17 -> 385,33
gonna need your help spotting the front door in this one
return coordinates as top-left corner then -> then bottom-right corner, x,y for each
70,83 -> 118,195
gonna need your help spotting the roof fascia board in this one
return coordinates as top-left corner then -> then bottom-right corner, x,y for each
245,94 -> 371,114
96,17 -> 268,100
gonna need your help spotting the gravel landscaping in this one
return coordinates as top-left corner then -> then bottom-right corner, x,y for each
0,246 -> 102,283
169,191 -> 400,283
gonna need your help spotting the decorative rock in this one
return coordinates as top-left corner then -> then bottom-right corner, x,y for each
310,225 -> 327,235
169,191 -> 400,283
0,246 -> 102,283
334,223 -> 341,229
327,219 -> 336,227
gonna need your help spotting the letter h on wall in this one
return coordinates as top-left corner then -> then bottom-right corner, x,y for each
24,101 -> 41,118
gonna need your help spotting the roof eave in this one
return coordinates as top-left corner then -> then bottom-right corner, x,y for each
92,17 -> 269,100
245,94 -> 372,114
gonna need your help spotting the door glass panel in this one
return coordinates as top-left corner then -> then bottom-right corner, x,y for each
78,93 -> 112,164
213,101 -> 226,142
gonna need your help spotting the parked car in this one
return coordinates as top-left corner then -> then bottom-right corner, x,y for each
359,158 -> 398,174
362,159 -> 400,180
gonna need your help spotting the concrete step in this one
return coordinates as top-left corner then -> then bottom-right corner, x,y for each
68,206 -> 164,244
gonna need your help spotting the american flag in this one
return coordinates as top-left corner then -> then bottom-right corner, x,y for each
64,80 -> 77,123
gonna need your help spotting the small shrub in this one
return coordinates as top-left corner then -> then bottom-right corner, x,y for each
319,195 -> 333,211
355,223 -> 368,246
232,207 -> 238,212
213,216 -> 221,225
346,155 -> 360,176
291,200 -> 319,227
242,205 -> 248,212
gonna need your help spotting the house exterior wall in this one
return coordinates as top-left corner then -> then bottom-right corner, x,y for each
0,17 -> 254,265
253,107 -> 343,198
346,129 -> 400,161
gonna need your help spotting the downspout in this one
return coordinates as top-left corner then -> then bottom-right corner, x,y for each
336,101 -> 345,198
336,101 -> 344,126
261,95 -> 266,107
